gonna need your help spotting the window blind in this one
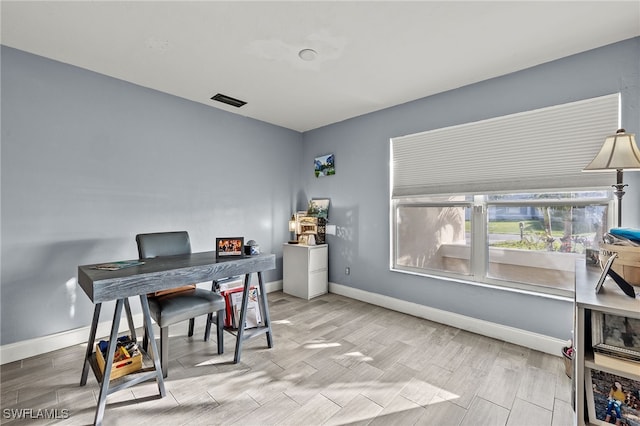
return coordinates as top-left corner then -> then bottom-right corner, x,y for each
391,93 -> 620,197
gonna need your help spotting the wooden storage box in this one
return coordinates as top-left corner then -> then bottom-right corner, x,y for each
95,344 -> 142,381
600,243 -> 640,286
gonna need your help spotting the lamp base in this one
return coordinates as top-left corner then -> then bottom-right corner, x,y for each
612,169 -> 627,228
288,240 -> 299,244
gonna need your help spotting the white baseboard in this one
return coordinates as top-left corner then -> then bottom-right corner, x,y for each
0,280 -> 284,365
329,282 -> 566,357
1,279 -> 561,363
265,279 -> 283,293
0,313 -> 147,365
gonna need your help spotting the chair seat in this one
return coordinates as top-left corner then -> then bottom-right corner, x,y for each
148,288 -> 225,327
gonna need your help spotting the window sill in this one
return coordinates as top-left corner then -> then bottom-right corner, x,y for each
390,266 -> 574,302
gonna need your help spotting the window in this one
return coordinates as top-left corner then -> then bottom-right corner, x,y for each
395,196 -> 472,275
392,191 -> 611,295
390,94 -> 619,296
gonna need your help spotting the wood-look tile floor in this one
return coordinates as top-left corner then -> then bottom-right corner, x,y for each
0,292 -> 574,425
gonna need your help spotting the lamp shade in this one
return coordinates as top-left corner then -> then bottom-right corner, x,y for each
583,129 -> 640,172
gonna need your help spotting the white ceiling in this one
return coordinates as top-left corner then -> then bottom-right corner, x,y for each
2,1 -> 639,132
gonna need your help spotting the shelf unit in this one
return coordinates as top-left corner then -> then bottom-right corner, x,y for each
283,244 -> 328,300
575,263 -> 640,425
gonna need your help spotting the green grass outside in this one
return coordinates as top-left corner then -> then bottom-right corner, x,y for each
465,220 -> 562,236
463,219 -> 593,253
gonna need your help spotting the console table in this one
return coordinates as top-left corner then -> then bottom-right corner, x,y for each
77,252 -> 276,426
574,262 -> 640,425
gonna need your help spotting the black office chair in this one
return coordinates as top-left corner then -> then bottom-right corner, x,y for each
136,231 -> 226,377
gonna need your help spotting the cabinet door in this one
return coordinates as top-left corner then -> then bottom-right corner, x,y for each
309,246 -> 328,272
308,270 -> 328,299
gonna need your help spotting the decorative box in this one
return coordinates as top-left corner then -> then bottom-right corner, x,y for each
600,243 -> 640,286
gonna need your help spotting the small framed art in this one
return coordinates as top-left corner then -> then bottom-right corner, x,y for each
307,198 -> 330,219
314,153 -> 335,177
596,252 -> 618,293
216,237 -> 244,258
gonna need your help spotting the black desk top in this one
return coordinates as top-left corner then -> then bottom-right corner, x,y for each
78,252 -> 276,303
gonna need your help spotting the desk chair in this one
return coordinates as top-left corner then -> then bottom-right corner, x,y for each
136,231 -> 225,378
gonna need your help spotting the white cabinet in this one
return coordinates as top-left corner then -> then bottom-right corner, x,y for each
283,244 -> 328,300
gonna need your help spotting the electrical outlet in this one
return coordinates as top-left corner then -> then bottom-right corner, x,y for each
345,267 -> 350,275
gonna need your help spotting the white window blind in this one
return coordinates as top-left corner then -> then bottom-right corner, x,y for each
391,93 -> 620,197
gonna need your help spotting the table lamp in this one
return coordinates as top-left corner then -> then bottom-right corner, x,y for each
288,215 -> 298,243
583,129 -> 640,227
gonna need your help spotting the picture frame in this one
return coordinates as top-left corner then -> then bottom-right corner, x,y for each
596,252 -> 618,293
592,312 -> 640,361
585,367 -> 640,426
216,237 -> 244,258
307,198 -> 330,219
314,153 -> 335,177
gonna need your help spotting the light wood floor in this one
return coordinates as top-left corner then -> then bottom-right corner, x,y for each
0,291 -> 574,425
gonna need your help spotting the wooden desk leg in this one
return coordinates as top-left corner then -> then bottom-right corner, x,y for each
94,299 -> 124,426
232,272 -> 274,364
80,303 -> 102,386
139,294 -> 166,397
233,274 -> 251,364
256,272 -> 273,348
123,298 -> 137,342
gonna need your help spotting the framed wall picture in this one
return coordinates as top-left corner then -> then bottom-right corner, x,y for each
216,237 -> 244,258
314,153 -> 335,177
585,367 -> 640,426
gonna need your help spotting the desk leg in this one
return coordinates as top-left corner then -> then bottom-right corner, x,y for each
232,272 -> 274,364
80,303 -> 102,386
123,298 -> 137,342
94,299 -> 124,426
256,272 -> 273,349
139,294 -> 166,397
233,274 -> 251,364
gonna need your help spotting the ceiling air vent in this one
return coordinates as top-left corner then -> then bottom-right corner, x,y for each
210,93 -> 246,108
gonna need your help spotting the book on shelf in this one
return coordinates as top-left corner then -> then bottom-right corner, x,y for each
230,287 -> 262,329
217,276 -> 243,292
91,260 -> 145,271
593,349 -> 640,376
220,285 -> 263,329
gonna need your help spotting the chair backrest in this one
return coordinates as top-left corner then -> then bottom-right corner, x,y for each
136,231 -> 191,259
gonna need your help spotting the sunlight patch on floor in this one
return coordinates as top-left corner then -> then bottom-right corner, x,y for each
303,339 -> 341,349
341,351 -> 374,362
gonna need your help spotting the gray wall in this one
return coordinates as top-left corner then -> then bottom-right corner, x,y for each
1,46 -> 302,345
301,37 -> 640,340
2,37 -> 639,349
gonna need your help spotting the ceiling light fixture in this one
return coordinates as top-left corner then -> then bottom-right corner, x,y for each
298,48 -> 317,61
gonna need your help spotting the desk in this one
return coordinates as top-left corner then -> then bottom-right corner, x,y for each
78,252 -> 276,426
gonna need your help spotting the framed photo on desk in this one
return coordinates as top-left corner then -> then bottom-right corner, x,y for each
216,237 -> 244,258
